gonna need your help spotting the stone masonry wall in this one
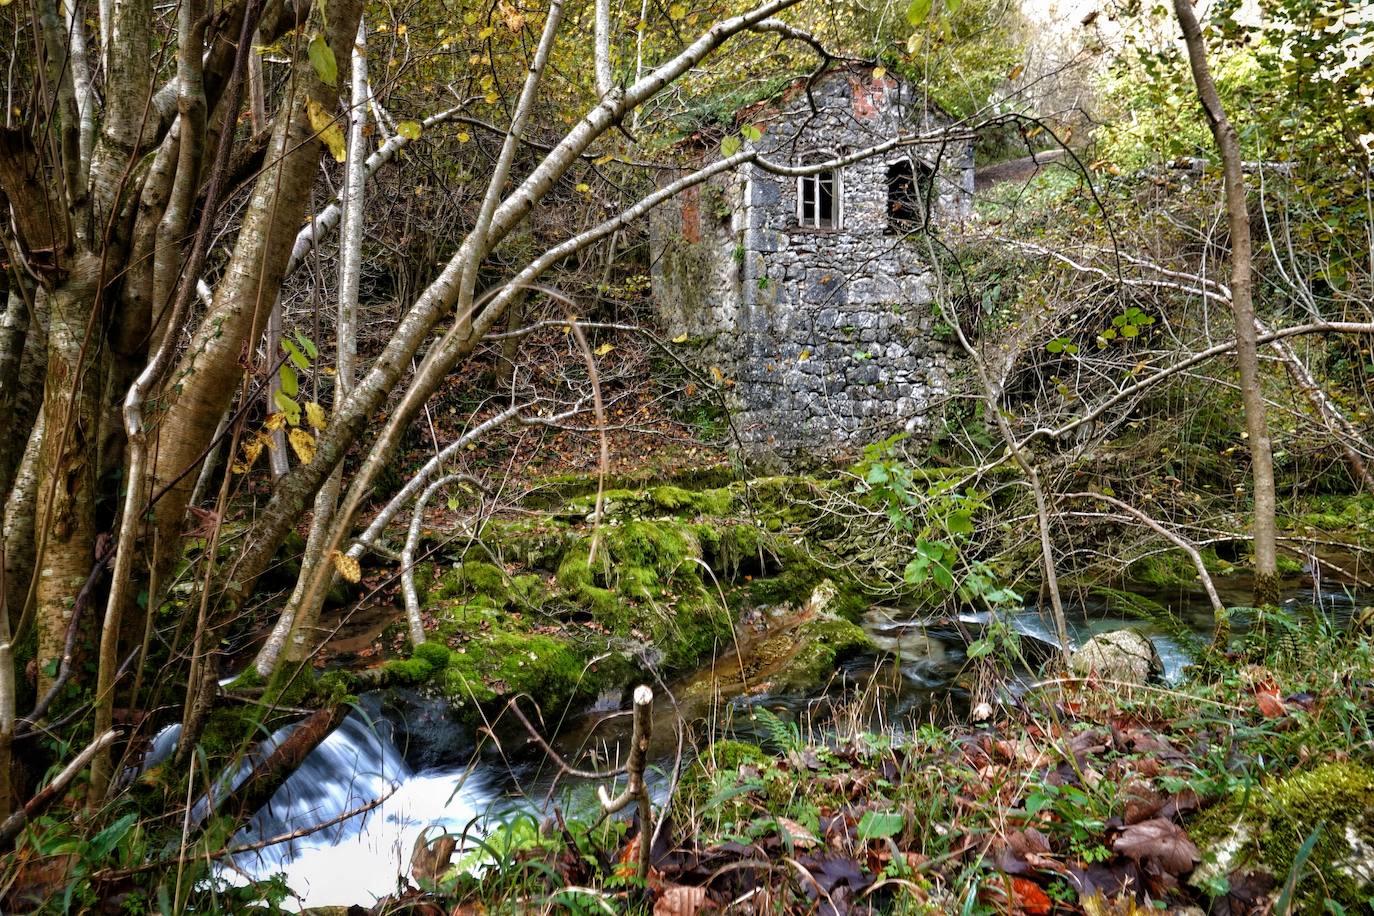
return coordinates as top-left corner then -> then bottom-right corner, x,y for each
650,69 -> 973,466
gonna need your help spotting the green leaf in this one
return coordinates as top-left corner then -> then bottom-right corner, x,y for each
856,810 -> 904,840
90,814 -> 139,860
945,509 -> 974,536
308,34 -> 338,87
273,389 -> 300,423
866,464 -> 890,486
1121,323 -> 1140,338
740,123 -> 762,142
721,135 -> 741,157
281,338 -> 310,371
903,557 -> 930,585
397,120 -> 423,141
1046,338 -> 1064,353
293,330 -> 319,359
279,363 -> 299,398
906,0 -> 933,25
931,563 -> 954,590
966,638 -> 993,659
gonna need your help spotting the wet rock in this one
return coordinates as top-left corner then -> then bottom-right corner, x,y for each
380,687 -> 473,770
1070,630 -> 1163,684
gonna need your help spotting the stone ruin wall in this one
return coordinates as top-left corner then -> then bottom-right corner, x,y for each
651,71 -> 973,466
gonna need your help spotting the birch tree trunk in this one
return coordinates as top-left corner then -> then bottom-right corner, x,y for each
1174,0 -> 1281,605
256,20 -> 369,675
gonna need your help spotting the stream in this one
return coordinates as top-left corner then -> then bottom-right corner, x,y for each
212,576 -> 1364,909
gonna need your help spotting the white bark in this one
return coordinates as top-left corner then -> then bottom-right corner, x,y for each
594,0 -> 612,97
401,474 -> 464,646
256,21 -> 370,674
63,0 -> 97,179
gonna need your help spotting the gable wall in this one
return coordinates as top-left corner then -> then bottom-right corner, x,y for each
650,71 -> 972,466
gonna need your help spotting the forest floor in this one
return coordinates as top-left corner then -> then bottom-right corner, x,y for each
343,614 -> 1374,916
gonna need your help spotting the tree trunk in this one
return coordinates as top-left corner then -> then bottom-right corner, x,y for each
33,262 -> 102,698
1173,0 -> 1280,606
144,0 -> 363,624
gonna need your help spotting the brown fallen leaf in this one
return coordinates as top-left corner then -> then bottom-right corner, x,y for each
1112,817 -> 1200,876
654,884 -> 707,916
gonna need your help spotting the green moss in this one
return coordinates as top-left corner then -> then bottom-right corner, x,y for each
777,616 -> 874,691
1191,762 -> 1374,909
1128,547 -> 1233,590
443,631 -> 589,713
1289,494 -> 1374,537
382,656 -> 435,684
412,641 -> 452,669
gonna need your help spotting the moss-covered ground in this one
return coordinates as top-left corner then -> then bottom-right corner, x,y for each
379,601 -> 1374,916
355,474 -> 881,725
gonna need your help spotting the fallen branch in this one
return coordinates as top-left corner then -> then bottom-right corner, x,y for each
1062,491 -> 1227,637
212,703 -> 350,826
0,730 -> 120,851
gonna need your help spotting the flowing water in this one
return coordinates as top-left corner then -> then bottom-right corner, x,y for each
208,576 -> 1363,909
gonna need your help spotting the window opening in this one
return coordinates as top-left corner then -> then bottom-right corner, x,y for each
798,167 -> 840,229
886,159 -> 935,230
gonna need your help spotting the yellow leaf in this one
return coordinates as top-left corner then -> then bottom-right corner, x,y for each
397,120 -> 422,141
305,401 -> 328,430
575,182 -> 591,193
478,26 -> 495,39
396,22 -> 407,35
288,427 -> 317,463
231,461 -> 250,474
264,411 -> 287,431
668,2 -> 686,19
484,92 -> 499,104
243,437 -> 265,465
710,366 -> 724,382
307,98 -> 347,162
799,349 -> 810,361
872,66 -> 887,80
593,153 -> 615,165
332,550 -> 362,584
672,333 -> 689,344
457,131 -> 471,143
594,342 -> 614,356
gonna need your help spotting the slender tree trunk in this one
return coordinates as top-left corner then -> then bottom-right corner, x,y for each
34,262 -> 102,698
259,21 -> 368,674
1174,0 -> 1280,605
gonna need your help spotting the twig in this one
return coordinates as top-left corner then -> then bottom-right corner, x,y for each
596,685 -> 654,880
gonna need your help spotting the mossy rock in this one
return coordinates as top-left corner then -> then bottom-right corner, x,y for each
428,560 -> 509,605
556,522 -> 731,670
774,615 -> 873,692
1190,761 -> 1374,910
563,485 -> 736,521
1128,547 -> 1232,590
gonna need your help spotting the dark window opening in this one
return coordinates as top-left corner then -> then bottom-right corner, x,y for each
798,169 -> 839,229
887,159 -> 935,230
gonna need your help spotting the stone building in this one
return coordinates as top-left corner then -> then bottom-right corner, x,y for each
650,66 -> 974,466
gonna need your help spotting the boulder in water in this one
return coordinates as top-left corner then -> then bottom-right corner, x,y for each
1070,629 -> 1162,684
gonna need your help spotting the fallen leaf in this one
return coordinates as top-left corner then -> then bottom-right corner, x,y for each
1009,876 -> 1052,915
654,884 -> 706,916
1112,818 -> 1199,876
